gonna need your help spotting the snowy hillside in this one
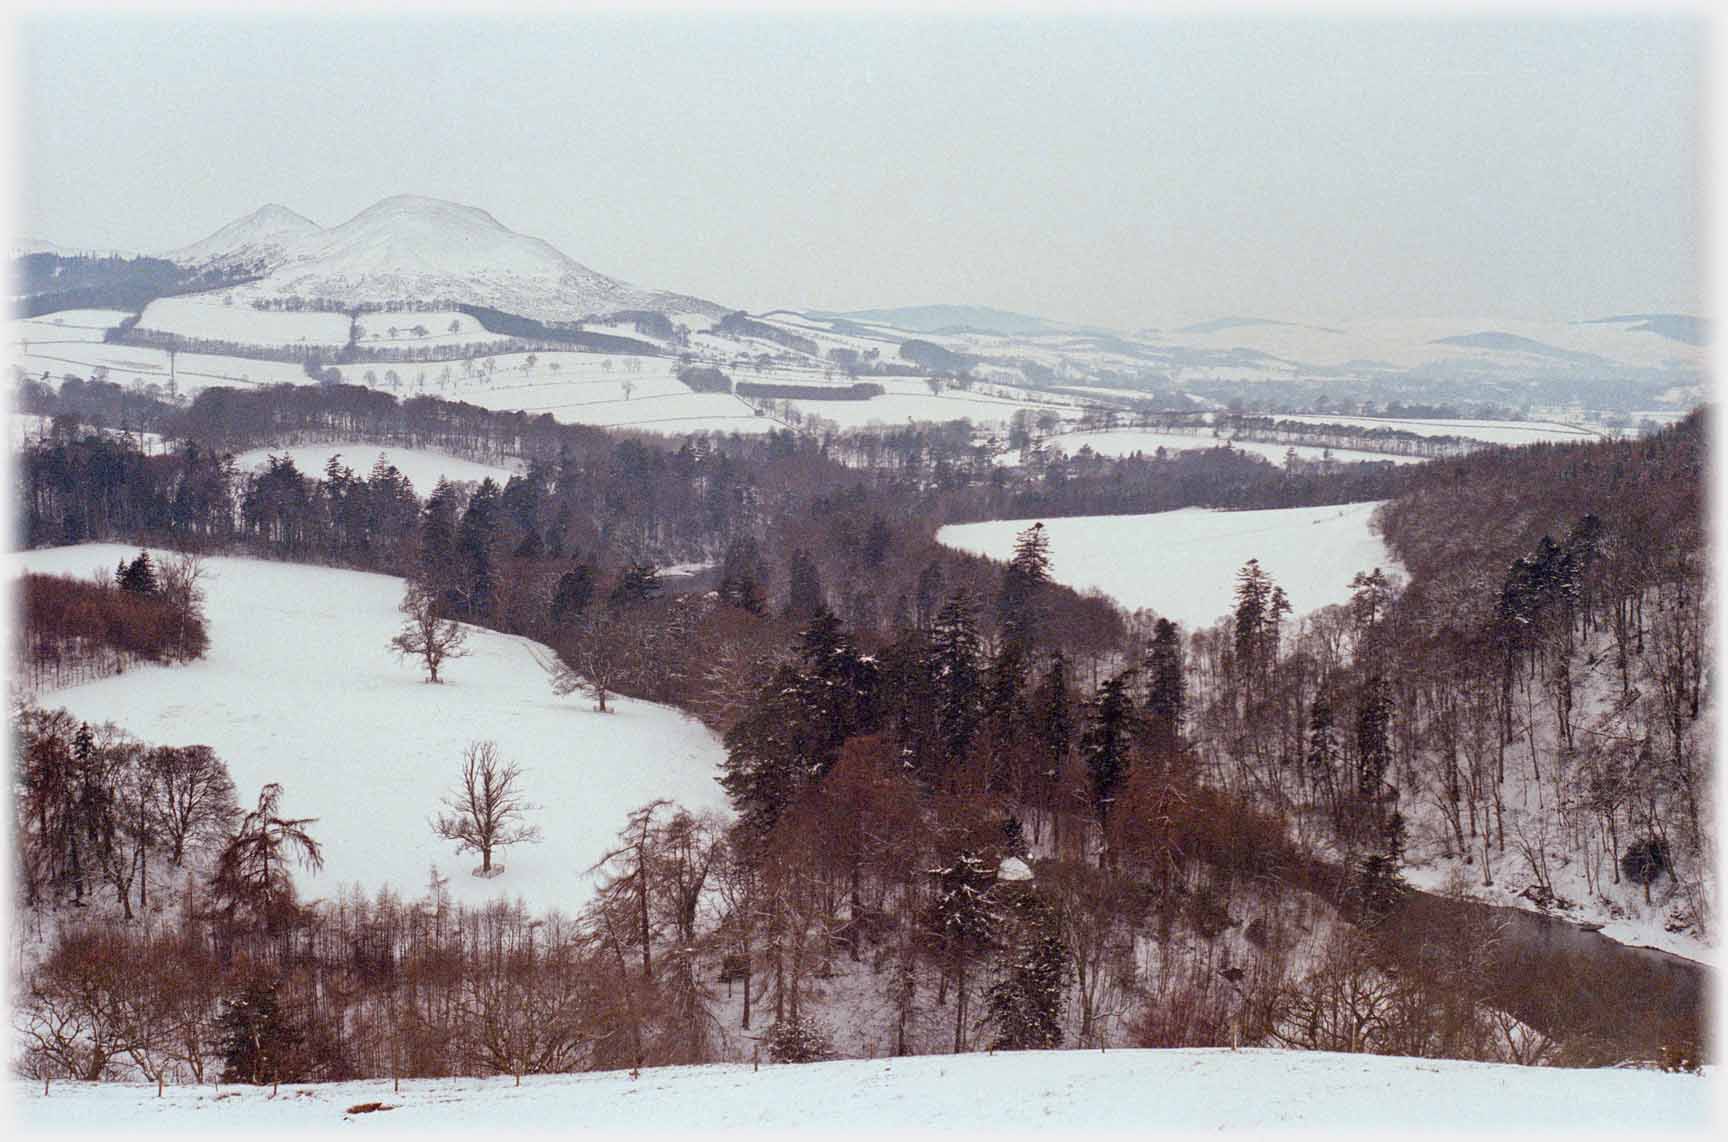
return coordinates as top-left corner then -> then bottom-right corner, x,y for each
1045,427 -> 1429,466
230,443 -> 521,489
13,1049 -> 1712,1133
183,195 -> 724,321
159,203 -> 322,268
938,503 -> 1399,628
6,545 -> 731,913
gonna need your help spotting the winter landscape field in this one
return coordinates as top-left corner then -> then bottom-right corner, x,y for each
937,503 -> 1398,627
7,544 -> 730,914
7,11 -> 1712,1136
13,1048 -> 1713,1133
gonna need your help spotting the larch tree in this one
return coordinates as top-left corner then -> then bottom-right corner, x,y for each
209,783 -> 323,934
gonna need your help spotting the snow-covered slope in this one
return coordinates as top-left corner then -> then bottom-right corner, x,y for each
230,444 -> 521,490
223,195 -> 724,321
12,1049 -> 1711,1133
160,203 -> 322,269
6,545 -> 731,914
938,503 -> 1399,628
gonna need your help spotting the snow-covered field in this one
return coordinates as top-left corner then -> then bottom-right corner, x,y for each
351,309 -> 512,349
784,385 -> 1081,431
6,545 -> 730,913
231,443 -> 521,488
1046,428 -> 1428,466
9,309 -> 133,344
938,503 -> 1398,628
136,297 -> 352,348
11,1049 -> 1712,1134
13,339 -> 313,397
1275,414 -> 1602,446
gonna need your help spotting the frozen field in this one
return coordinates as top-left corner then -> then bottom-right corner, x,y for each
1047,428 -> 1428,466
7,545 -> 731,913
12,1048 -> 1710,1134
136,296 -> 352,347
15,339 -> 314,397
351,309 -> 512,349
938,502 -> 1398,628
9,309 -> 133,344
1275,414 -> 1602,446
231,443 -> 521,488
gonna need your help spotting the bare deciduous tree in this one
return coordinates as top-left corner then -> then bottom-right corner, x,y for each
432,742 -> 543,878
390,581 -> 469,683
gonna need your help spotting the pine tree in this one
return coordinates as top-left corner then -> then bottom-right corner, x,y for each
1033,653 -> 1074,834
456,478 -> 502,619
985,888 -> 1071,1051
116,551 -> 159,595
998,521 -> 1051,647
784,547 -> 823,619
913,561 -> 946,633
217,979 -> 304,1085
419,478 -> 461,604
1143,618 -> 1185,757
718,537 -> 767,614
549,563 -> 596,628
931,590 -> 985,770
1307,689 -> 1341,818
925,850 -> 1000,1053
1081,670 -> 1138,859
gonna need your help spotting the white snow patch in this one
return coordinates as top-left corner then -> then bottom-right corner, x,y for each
938,503 -> 1399,628
11,1049 -> 1711,1133
231,443 -> 520,489
6,545 -> 731,914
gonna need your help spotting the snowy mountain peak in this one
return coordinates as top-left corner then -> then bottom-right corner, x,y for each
163,203 -> 323,266
231,193 -> 725,321
293,194 -> 579,278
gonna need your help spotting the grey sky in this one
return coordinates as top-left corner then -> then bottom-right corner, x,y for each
14,13 -> 1702,330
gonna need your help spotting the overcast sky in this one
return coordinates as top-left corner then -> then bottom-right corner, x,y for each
12,13 -> 1703,330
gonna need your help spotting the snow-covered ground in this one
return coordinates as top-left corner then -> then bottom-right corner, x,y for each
9,309 -> 133,345
350,310 -> 510,350
231,443 -> 520,489
938,503 -> 1398,628
136,296 -> 352,348
6,545 -> 731,913
1275,414 -> 1602,447
11,1049 -> 1712,1134
1046,428 -> 1428,466
782,384 -> 1082,431
13,340 -> 320,400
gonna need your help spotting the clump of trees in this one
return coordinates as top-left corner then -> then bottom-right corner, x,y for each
14,552 -> 209,690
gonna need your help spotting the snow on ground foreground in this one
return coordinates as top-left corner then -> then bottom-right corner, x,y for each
231,443 -> 521,489
938,503 -> 1399,628
11,1049 -> 1713,1135
6,545 -> 730,913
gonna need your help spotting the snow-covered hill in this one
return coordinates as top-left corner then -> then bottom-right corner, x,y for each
172,195 -> 725,321
159,203 -> 322,269
6,545 -> 731,914
12,1049 -> 1711,1133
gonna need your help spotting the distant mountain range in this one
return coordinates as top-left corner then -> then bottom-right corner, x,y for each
154,195 -> 726,321
808,304 -> 1077,336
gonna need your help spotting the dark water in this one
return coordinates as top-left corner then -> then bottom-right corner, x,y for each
1396,888 -> 1708,1062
